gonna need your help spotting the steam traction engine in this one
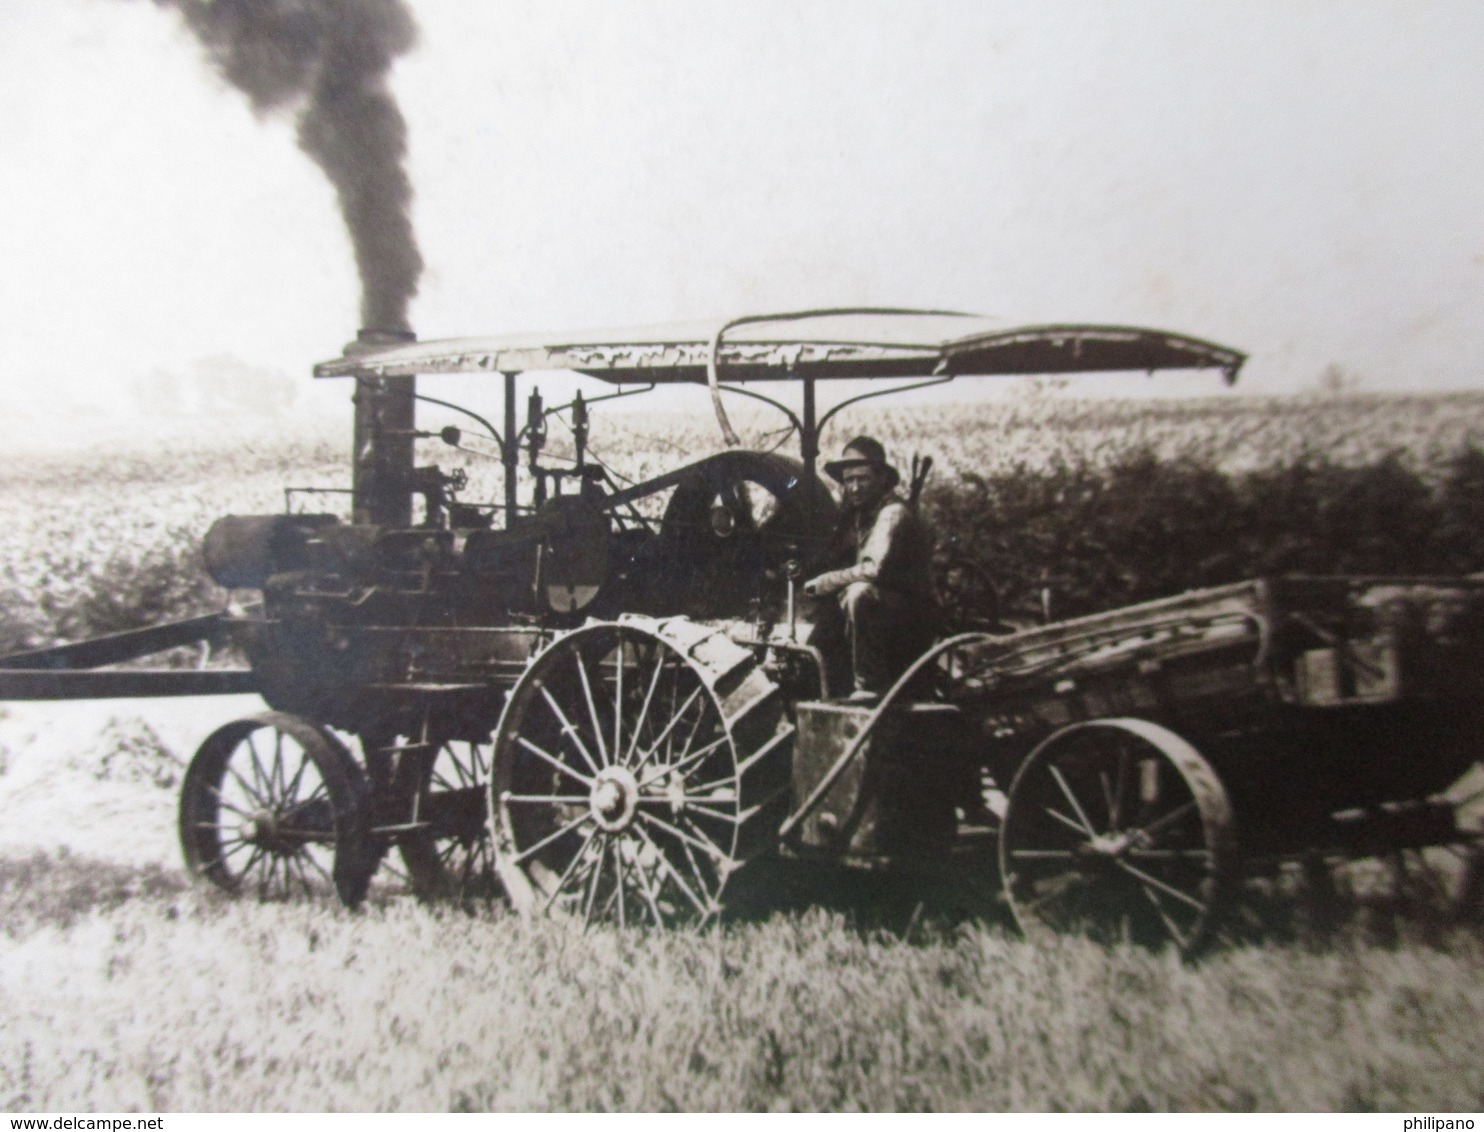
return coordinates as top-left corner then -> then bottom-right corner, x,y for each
3,310 -> 1481,955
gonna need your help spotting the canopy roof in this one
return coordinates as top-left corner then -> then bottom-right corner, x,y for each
314,309 -> 1244,385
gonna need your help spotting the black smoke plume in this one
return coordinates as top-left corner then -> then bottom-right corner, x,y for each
149,0 -> 423,332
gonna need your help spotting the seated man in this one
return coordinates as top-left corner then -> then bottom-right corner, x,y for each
804,436 -> 939,702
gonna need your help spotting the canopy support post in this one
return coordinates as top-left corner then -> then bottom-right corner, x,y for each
503,371 -> 519,526
802,374 -> 818,485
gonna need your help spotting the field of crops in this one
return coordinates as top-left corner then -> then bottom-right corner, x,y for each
6,388 -> 1484,653
3,389 -> 1484,1111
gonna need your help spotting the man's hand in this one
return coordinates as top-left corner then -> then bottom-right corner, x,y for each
802,575 -> 824,597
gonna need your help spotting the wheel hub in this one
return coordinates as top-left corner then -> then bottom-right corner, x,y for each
590,766 -> 640,832
1081,832 -> 1132,859
246,811 -> 292,853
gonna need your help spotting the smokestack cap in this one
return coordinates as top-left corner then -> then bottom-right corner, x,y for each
344,327 -> 417,357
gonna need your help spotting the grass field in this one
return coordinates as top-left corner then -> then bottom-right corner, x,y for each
2,390 -> 1484,1111
2,846 -> 1483,1111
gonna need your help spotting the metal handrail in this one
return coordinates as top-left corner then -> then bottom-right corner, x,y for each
778,631 -> 996,840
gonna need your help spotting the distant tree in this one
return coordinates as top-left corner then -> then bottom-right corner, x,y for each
1318,362 -> 1361,396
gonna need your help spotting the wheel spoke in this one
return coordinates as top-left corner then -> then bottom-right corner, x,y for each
272,730 -> 287,803
201,784 -> 253,818
1114,857 -> 1208,913
245,734 -> 265,795
636,807 -> 728,863
573,648 -> 612,767
512,809 -> 593,865
195,838 -> 251,873
582,836 -> 609,927
633,822 -> 709,915
631,685 -> 705,776
1111,741 -> 1130,831
648,798 -> 742,825
1450,783 -> 1484,809
538,687 -> 603,778
504,793 -> 589,804
516,736 -> 595,788
289,852 -> 315,898
458,839 -> 479,893
1009,849 -> 1076,860
1048,764 -> 1097,836
1020,870 -> 1086,914
239,844 -> 265,883
1136,881 -> 1191,950
224,760 -> 270,810
660,777 -> 739,803
282,748 -> 310,807
672,700 -> 707,773
615,853 -> 628,927
543,827 -> 603,912
637,734 -> 729,790
1042,804 -> 1094,840
300,782 -> 329,807
624,649 -> 668,766
624,844 -> 668,926
675,834 -> 711,910
612,639 -> 626,768
1127,848 -> 1213,862
1129,799 -> 1197,842
300,849 -> 334,885
470,745 -> 491,787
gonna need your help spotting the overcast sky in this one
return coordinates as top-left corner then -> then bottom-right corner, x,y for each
1,0 -> 1482,435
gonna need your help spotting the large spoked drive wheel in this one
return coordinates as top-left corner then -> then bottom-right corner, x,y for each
1000,718 -> 1236,956
398,737 -> 502,904
490,617 -> 792,926
179,712 -> 368,905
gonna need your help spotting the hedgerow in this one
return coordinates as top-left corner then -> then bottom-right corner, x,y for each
926,442 -> 1484,629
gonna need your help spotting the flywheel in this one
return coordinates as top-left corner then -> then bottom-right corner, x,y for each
489,616 -> 793,926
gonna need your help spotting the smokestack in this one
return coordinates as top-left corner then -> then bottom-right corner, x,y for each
346,328 -> 416,526
146,0 -> 424,333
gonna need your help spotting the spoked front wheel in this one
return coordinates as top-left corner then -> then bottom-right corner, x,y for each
179,712 -> 367,905
1000,718 -> 1236,956
397,736 -> 503,905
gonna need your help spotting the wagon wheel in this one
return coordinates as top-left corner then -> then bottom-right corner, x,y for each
1000,717 -> 1236,956
397,737 -> 502,904
1376,846 -> 1484,922
179,712 -> 369,906
1361,759 -> 1484,926
1436,756 -> 1484,922
490,617 -> 792,926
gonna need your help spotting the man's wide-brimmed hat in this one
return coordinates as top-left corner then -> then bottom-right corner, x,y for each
824,435 -> 900,489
